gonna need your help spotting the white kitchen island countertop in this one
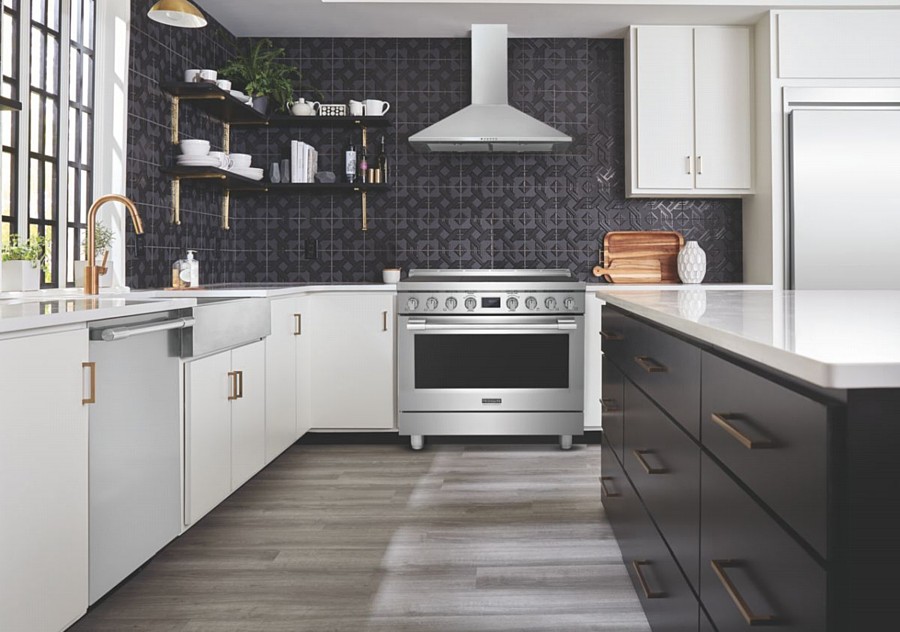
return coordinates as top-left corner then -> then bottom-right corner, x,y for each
0,296 -> 197,335
596,288 -> 900,389
138,283 -> 397,299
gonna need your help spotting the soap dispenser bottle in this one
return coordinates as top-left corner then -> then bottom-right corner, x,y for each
186,250 -> 200,287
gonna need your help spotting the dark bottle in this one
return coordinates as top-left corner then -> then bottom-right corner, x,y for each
344,141 -> 357,183
358,143 -> 369,183
377,135 -> 389,183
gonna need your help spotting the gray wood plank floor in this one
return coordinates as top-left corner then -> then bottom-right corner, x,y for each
70,442 -> 650,632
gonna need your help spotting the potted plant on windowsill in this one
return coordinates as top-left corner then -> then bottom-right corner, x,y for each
220,38 -> 298,115
74,224 -> 115,288
1,234 -> 48,292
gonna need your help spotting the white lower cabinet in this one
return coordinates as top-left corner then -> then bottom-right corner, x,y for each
0,329 -> 90,632
265,295 -> 311,462
309,293 -> 395,429
186,339 -> 266,525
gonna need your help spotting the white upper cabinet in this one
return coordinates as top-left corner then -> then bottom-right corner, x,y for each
0,329 -> 89,632
627,25 -> 754,197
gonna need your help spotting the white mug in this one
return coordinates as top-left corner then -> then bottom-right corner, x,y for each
199,69 -> 217,82
382,268 -> 401,284
364,99 -> 390,116
184,69 -> 201,82
348,100 -> 364,116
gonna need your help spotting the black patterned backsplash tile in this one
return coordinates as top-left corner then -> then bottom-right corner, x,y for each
125,14 -> 742,287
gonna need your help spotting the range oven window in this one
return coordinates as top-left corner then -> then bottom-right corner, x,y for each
414,334 -> 569,389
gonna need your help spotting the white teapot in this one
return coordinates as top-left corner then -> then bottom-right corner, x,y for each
290,98 -> 320,116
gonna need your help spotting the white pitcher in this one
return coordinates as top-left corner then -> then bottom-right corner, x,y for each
290,98 -> 320,116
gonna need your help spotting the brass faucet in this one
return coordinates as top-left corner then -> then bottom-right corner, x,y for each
84,194 -> 144,295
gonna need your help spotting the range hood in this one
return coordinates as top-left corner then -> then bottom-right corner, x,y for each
408,25 -> 572,153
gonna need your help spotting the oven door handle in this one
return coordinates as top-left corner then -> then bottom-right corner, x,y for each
406,318 -> 578,331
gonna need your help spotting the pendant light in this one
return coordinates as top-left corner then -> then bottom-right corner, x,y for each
147,0 -> 208,28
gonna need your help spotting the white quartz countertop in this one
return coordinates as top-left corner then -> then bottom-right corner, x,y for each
0,296 -> 197,334
138,283 -> 397,298
584,283 -> 772,292
595,288 -> 900,389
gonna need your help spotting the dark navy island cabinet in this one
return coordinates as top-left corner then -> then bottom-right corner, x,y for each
600,305 -> 900,632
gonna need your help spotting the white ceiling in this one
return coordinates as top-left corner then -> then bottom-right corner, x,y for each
197,0 -> 900,38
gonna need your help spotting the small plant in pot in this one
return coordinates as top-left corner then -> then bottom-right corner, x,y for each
220,39 -> 298,115
75,224 -> 115,288
1,234 -> 49,292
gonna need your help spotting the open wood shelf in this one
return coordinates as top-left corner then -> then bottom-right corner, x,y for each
160,166 -> 266,190
0,96 -> 22,111
261,182 -> 391,192
161,82 -> 267,124
261,115 -> 392,128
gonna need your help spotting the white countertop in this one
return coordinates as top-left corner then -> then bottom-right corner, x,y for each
0,296 -> 197,334
138,283 -> 397,298
584,283 -> 772,292
595,288 -> 900,389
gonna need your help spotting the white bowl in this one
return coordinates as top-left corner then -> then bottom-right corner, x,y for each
230,153 -> 252,169
180,139 -> 210,157
216,79 -> 232,91
382,269 -> 401,284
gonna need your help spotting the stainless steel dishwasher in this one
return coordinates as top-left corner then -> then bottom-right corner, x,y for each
87,309 -> 194,604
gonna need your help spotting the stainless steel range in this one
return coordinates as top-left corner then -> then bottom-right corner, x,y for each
397,269 -> 585,450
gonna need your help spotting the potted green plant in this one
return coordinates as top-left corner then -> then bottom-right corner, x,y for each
75,224 -> 115,288
220,39 -> 299,115
1,234 -> 48,292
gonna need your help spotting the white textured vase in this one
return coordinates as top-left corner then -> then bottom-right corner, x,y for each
677,241 -> 707,284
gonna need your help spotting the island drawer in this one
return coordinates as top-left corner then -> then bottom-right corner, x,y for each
701,453 -> 826,632
599,307 -> 636,367
619,314 -> 701,438
625,380 -> 700,591
601,354 -> 625,461
601,434 -> 639,554
701,351 -> 830,557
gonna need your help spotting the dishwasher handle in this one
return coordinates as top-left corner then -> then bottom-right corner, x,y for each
97,317 -> 195,342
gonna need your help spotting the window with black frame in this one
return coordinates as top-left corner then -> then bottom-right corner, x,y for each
1,0 -> 95,288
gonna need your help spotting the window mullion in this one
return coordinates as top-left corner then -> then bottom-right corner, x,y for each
56,0 -> 71,286
14,0 -> 29,238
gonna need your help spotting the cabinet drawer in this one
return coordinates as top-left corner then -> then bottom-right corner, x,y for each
625,380 -> 700,591
601,355 -> 625,461
601,434 -> 640,559
701,352 -> 830,557
623,494 -> 700,632
622,316 -> 701,438
701,454 -> 826,632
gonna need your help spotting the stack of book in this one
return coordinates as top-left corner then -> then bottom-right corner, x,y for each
290,140 -> 318,183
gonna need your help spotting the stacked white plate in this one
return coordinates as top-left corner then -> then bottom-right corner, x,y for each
176,155 -> 221,168
230,167 -> 264,181
229,90 -> 252,104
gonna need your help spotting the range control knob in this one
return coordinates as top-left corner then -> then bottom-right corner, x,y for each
464,297 -> 477,311
525,296 -> 538,311
545,296 -> 558,310
406,297 -> 419,311
564,297 -> 576,311
445,296 -> 458,311
426,297 -> 439,311
506,297 -> 519,311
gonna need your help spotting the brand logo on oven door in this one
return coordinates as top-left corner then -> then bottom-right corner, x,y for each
482,398 -> 502,405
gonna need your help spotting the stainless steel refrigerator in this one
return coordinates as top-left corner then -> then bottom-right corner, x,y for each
789,108 -> 900,289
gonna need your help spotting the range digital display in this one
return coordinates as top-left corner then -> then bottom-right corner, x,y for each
481,297 -> 501,308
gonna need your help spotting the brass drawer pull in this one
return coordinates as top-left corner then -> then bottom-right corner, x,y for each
600,330 -> 624,341
632,449 -> 668,475
600,398 -> 620,413
599,476 -> 621,498
228,371 -> 239,401
294,313 -> 302,336
82,361 -> 96,405
632,560 -> 666,599
634,356 -> 667,373
711,559 -> 777,626
711,413 -> 773,450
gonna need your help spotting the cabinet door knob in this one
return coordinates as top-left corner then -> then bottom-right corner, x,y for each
632,560 -> 666,599
294,313 -> 302,336
82,361 -> 96,405
632,449 -> 668,474
228,371 -> 239,401
710,413 -> 774,450
711,559 -> 777,625
634,355 -> 667,373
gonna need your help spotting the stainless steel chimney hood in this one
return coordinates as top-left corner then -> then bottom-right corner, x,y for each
408,25 -> 572,153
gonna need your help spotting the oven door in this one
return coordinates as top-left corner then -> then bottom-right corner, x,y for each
398,314 -> 584,413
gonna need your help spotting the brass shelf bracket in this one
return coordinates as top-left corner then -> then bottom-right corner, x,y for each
222,189 -> 231,230
223,122 -> 230,153
171,96 -> 180,144
172,178 -> 181,224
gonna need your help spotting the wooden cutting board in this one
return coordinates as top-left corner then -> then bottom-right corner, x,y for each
592,259 -> 662,283
603,231 -> 685,283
